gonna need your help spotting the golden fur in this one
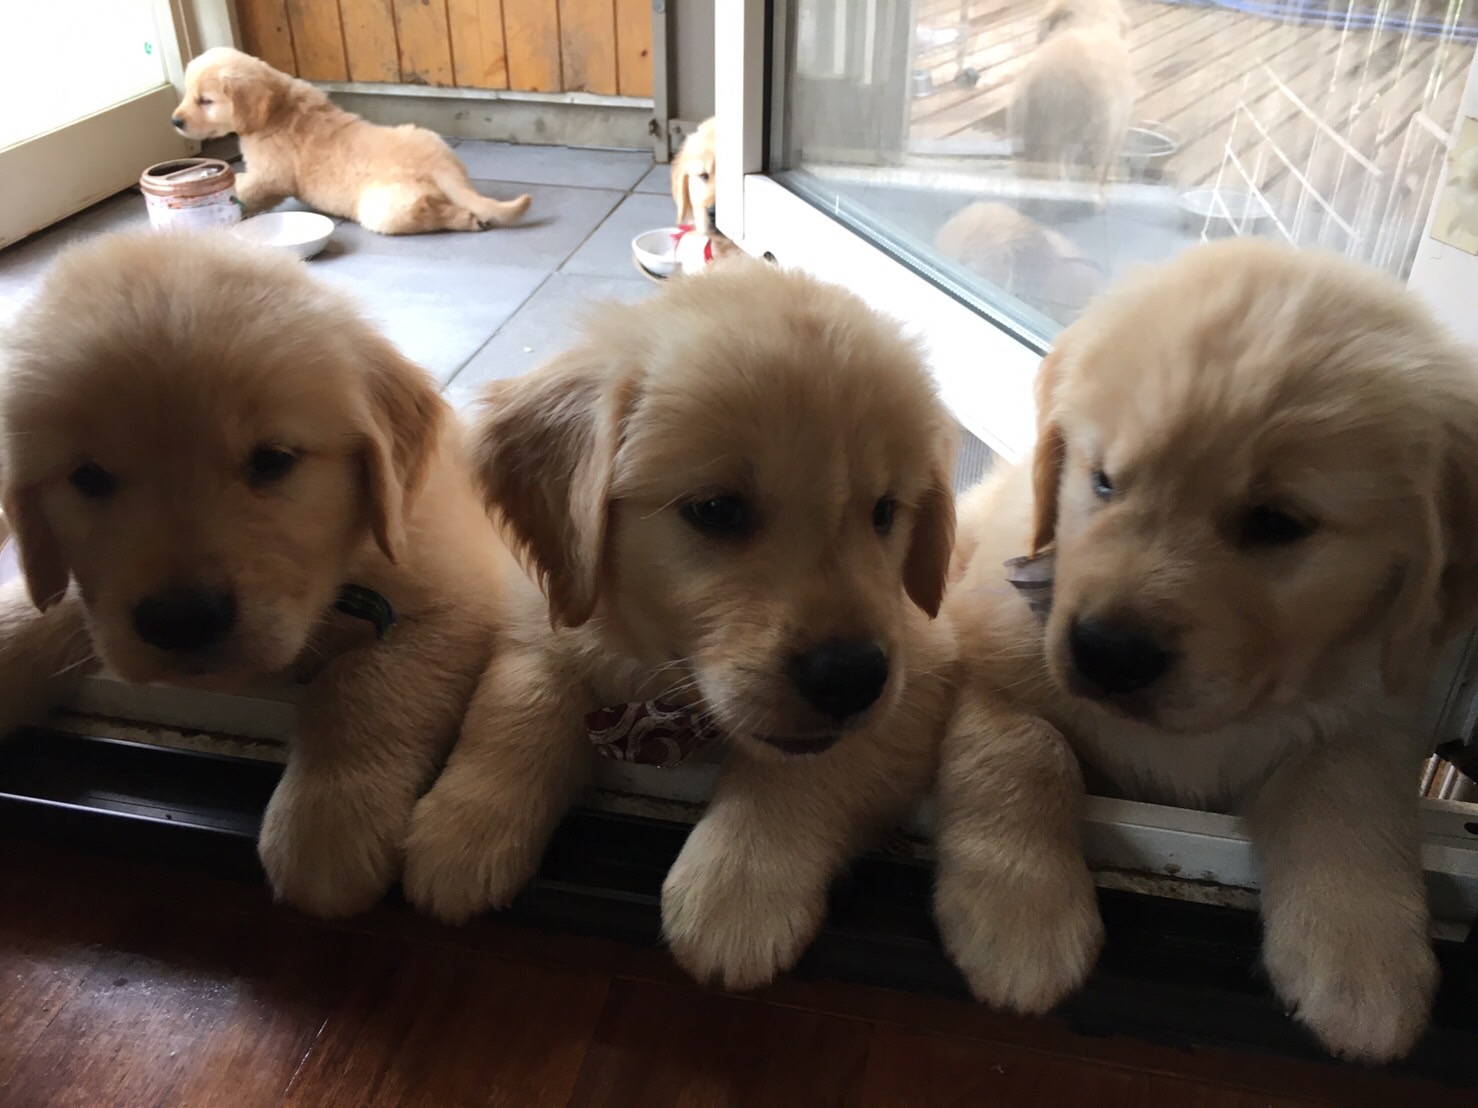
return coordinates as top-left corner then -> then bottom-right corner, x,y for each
401,260 -> 960,989
935,201 -> 1104,323
0,230 -> 518,917
1010,0 -> 1135,188
670,117 -> 738,259
935,238 -> 1478,1062
172,47 -> 531,235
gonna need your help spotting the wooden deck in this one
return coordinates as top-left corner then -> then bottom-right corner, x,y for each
908,0 -> 1474,269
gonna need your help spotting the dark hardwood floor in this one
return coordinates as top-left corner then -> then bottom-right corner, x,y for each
0,840 -> 1466,1107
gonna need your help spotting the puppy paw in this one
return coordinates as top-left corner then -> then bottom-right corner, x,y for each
1264,906 -> 1437,1062
401,788 -> 541,925
258,771 -> 404,919
661,825 -> 827,991
934,858 -> 1103,1016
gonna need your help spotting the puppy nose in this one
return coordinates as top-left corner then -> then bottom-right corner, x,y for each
705,205 -> 718,227
1069,617 -> 1173,697
789,638 -> 889,722
170,115 -> 185,129
133,586 -> 236,653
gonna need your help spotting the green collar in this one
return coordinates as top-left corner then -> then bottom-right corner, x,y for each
333,584 -> 397,640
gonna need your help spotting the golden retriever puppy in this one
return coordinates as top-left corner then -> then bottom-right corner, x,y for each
671,117 -> 738,258
936,239 -> 1478,1062
401,259 -> 960,989
1010,0 -> 1135,189
0,230 -> 515,917
935,201 -> 1104,323
171,47 -> 531,235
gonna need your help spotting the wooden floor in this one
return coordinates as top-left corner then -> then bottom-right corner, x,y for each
909,0 -> 1474,269
0,841 -> 1472,1107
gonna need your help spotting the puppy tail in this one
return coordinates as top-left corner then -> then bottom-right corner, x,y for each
436,170 -> 531,229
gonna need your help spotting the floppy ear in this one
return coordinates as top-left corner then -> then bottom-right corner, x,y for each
1381,421 -> 1478,692
2,483 -> 70,611
471,353 -> 637,628
904,462 -> 957,618
1029,347 -> 1068,554
221,64 -> 273,133
671,156 -> 693,225
356,336 -> 446,564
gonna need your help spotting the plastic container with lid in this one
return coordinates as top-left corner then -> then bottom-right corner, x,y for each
139,158 -> 243,232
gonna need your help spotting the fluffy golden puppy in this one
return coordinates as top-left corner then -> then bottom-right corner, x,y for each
935,201 -> 1104,324
672,117 -> 720,234
402,259 -> 960,989
1010,0 -> 1135,189
0,230 -> 514,917
936,238 -> 1478,1062
171,47 -> 530,235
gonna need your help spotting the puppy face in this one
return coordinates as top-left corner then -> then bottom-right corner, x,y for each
2,231 -> 443,688
172,47 -> 280,139
672,118 -> 720,234
475,260 -> 956,758
1029,239 -> 1478,732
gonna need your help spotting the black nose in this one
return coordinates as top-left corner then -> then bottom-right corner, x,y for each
705,205 -> 718,227
1069,617 -> 1173,697
789,638 -> 889,722
132,586 -> 236,653
170,115 -> 185,129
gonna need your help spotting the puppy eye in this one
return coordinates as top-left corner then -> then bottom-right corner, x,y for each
872,496 -> 896,535
197,96 -> 212,107
68,462 -> 116,500
1091,468 -> 1114,500
698,171 -> 711,182
1239,504 -> 1317,547
246,445 -> 298,488
681,494 -> 747,535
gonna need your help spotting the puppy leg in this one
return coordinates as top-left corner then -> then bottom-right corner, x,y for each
257,617 -> 492,918
0,582 -> 97,733
661,725 -> 936,991
1248,737 -> 1437,1062
232,172 -> 287,214
401,648 -> 592,923
933,684 -> 1103,1014
433,166 -> 532,230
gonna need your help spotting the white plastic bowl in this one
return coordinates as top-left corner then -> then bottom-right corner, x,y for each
1178,188 -> 1273,237
632,227 -> 681,281
232,211 -> 335,259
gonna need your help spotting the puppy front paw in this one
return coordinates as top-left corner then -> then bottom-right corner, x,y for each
661,825 -> 827,991
258,770 -> 405,919
1264,904 -> 1437,1062
401,787 -> 543,925
934,857 -> 1103,1016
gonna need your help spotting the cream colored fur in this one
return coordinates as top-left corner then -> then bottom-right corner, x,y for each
935,201 -> 1104,323
0,230 -> 518,918
172,47 -> 531,235
937,238 -> 1478,1062
1010,0 -> 1135,189
401,259 -> 960,989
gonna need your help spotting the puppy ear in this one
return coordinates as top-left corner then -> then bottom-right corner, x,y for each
904,466 -> 957,618
222,65 -> 272,132
1381,421 -> 1478,692
1029,347 -> 1068,554
2,484 -> 70,611
357,337 -> 446,564
671,158 -> 693,225
471,353 -> 637,628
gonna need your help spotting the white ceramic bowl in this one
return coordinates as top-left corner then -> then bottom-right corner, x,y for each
632,227 -> 681,281
232,211 -> 335,259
